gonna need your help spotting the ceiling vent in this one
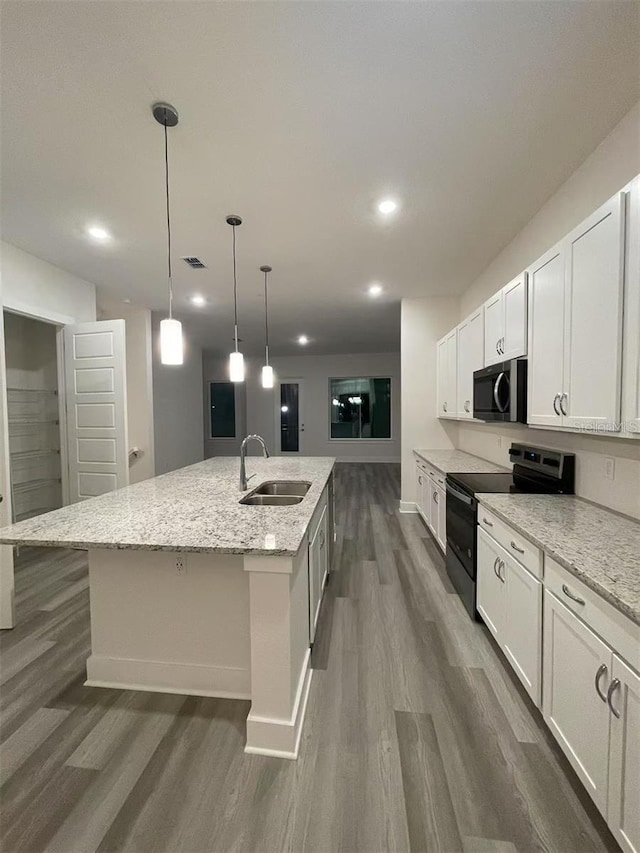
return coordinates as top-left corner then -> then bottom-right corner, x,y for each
182,257 -> 206,269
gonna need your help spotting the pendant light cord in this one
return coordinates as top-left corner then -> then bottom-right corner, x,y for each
232,225 -> 239,352
263,268 -> 270,364
164,118 -> 173,320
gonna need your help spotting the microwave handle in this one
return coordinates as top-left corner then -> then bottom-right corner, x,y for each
493,372 -> 507,413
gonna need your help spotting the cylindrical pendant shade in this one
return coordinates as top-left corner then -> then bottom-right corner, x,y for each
229,351 -> 245,383
261,364 -> 274,389
160,318 -> 183,365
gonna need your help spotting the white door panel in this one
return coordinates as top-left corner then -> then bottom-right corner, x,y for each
564,193 -> 625,430
527,245 -> 565,427
608,654 -> 640,853
64,320 -> 128,503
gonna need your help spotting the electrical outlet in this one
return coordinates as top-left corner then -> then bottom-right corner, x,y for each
176,556 -> 185,575
605,457 -> 615,481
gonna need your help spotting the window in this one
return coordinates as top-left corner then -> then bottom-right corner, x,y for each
210,381 -> 236,438
329,377 -> 391,440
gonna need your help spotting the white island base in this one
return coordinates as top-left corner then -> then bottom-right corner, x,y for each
85,544 -> 313,760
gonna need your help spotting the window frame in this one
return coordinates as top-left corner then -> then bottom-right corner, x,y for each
209,380 -> 237,440
327,375 -> 393,442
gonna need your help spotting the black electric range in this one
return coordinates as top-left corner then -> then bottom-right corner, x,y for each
445,443 -> 575,619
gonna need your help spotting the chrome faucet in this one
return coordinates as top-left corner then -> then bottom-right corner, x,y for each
239,434 -> 270,490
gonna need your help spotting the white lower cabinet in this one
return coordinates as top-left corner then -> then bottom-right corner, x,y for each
608,655 -> 640,853
543,590 -> 640,852
308,502 -> 328,644
415,461 -> 445,552
477,527 -> 541,704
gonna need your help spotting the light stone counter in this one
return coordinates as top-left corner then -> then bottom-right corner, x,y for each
414,449 -> 509,475
0,456 -> 335,556
478,493 -> 640,625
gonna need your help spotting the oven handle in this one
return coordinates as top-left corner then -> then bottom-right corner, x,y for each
493,372 -> 507,413
446,482 -> 474,506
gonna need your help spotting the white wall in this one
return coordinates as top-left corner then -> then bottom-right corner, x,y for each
203,351 -> 402,462
98,293 -> 155,483
152,314 -> 204,475
0,241 -> 96,324
400,297 -> 460,505
455,100 -> 640,518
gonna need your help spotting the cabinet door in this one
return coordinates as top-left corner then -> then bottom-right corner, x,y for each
476,528 -> 505,640
502,273 -> 527,361
503,555 -> 542,706
435,485 -> 446,552
445,330 -> 458,417
563,193 -> 625,431
416,464 -> 426,519
308,505 -> 328,643
543,590 -> 612,813
428,477 -> 438,537
527,244 -> 565,427
457,309 -> 483,419
483,290 -> 503,367
622,178 -> 640,437
607,654 -> 640,853
436,336 -> 448,417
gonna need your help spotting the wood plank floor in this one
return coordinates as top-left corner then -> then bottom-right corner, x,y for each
0,463 -> 619,853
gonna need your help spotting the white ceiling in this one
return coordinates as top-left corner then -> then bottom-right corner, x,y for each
1,1 -> 639,356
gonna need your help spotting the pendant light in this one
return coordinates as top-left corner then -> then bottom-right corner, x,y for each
226,215 -> 245,382
260,265 -> 274,388
153,102 -> 183,365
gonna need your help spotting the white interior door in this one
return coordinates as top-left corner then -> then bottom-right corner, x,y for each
0,306 -> 15,628
64,320 -> 129,502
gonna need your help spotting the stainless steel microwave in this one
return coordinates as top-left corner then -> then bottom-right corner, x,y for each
473,359 -> 527,423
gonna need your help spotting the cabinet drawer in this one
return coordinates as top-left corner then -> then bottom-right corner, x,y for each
545,557 -> 640,673
477,506 -> 543,579
415,458 -> 429,476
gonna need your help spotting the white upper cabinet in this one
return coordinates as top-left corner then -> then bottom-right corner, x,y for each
483,273 -> 528,367
437,329 -> 457,418
527,244 -> 566,427
563,193 -> 625,429
528,192 -> 625,431
456,308 -> 484,419
622,177 -> 640,438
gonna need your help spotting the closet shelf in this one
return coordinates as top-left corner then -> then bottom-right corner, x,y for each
7,387 -> 58,395
12,478 -> 62,494
9,449 -> 60,460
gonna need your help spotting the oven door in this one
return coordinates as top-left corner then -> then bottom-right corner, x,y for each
445,480 -> 476,579
473,362 -> 512,422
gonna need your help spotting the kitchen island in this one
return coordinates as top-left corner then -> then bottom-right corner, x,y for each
0,456 -> 336,759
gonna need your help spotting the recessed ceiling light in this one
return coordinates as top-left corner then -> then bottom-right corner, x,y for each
191,294 -> 206,306
122,298 -> 131,304
86,225 -> 111,241
368,283 -> 383,297
297,335 -> 309,345
377,199 -> 398,215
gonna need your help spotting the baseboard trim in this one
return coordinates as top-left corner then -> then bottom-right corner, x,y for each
85,654 -> 251,699
399,500 -> 418,513
245,648 -> 313,760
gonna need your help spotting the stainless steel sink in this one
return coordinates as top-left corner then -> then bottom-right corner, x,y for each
253,481 -> 311,497
239,480 -> 311,506
240,494 -> 304,506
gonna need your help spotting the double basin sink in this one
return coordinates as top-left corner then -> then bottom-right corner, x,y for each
240,480 -> 311,506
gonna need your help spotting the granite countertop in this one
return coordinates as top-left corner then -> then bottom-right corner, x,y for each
414,449 -> 509,475
0,457 -> 335,556
478,493 -> 640,625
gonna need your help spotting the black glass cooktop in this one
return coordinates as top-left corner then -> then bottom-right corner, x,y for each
447,471 -> 519,495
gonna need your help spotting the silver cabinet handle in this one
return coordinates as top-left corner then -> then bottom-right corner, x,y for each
443,402 -> 447,412
499,560 -> 505,583
433,492 -> 438,504
493,556 -> 500,578
510,540 -> 525,554
562,584 -> 585,606
482,517 -> 493,527
560,392 -> 568,416
418,475 -> 422,485
496,340 -> 500,353
553,393 -> 561,415
319,529 -> 325,549
607,678 -> 621,718
595,664 -> 608,703
501,336 -> 505,353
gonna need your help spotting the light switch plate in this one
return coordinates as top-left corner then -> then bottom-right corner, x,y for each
605,457 -> 615,481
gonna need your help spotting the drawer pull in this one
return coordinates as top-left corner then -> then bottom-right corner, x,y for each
498,559 -> 505,583
607,679 -> 621,718
510,540 -> 525,554
493,556 -> 500,578
482,517 -> 493,527
562,584 -> 585,606
594,664 -> 608,703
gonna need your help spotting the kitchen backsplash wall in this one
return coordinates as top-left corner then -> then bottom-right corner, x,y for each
458,422 -> 640,519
